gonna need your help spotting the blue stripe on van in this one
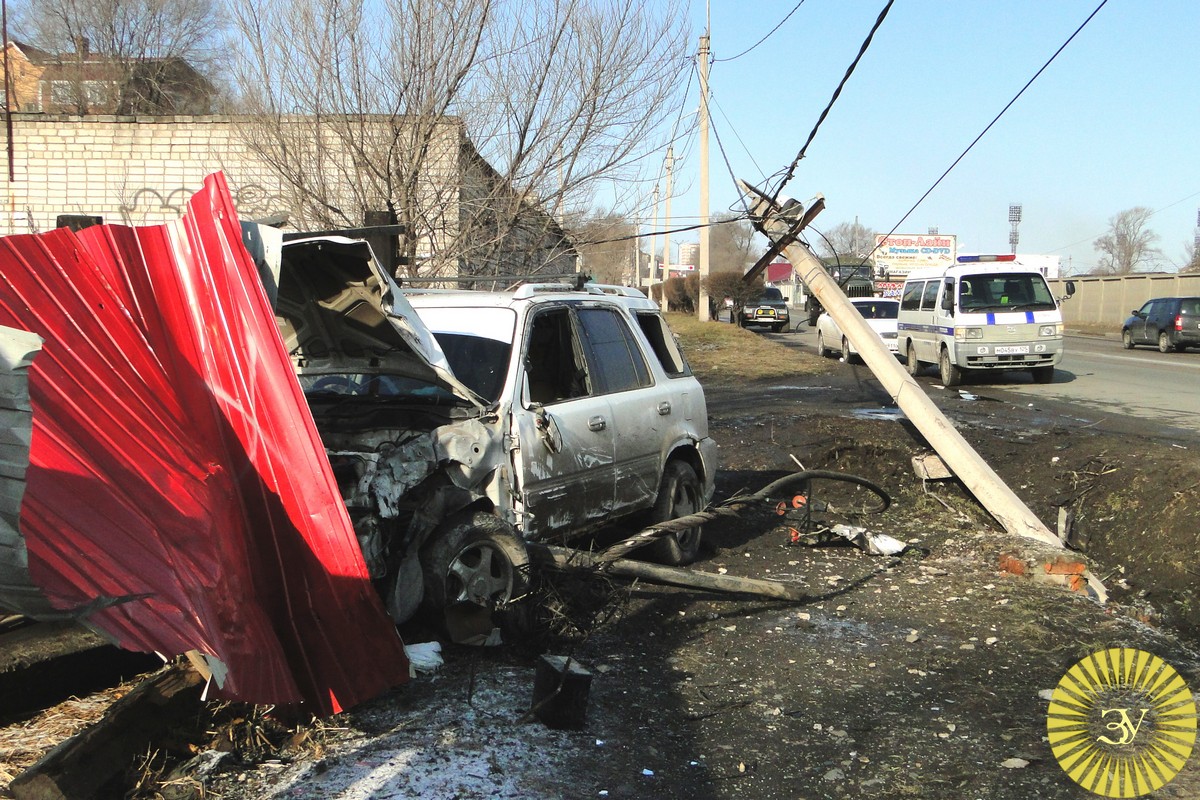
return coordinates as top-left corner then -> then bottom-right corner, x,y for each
897,322 -> 953,335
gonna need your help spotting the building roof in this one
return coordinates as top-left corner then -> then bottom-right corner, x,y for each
766,262 -> 794,283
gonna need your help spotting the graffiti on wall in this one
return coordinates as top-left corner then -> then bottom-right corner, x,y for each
119,182 -> 289,227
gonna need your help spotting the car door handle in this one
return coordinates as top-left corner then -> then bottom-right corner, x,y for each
588,416 -> 607,431
657,401 -> 671,416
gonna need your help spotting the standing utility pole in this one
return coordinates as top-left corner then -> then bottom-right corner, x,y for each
661,146 -> 673,312
697,32 -> 711,321
649,184 -> 660,290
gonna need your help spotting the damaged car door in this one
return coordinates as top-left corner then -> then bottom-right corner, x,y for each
513,305 -> 617,539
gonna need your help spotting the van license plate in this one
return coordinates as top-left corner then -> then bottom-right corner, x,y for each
995,345 -> 1029,355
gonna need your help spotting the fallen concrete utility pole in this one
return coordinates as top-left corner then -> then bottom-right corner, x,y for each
738,181 -> 1066,551
536,544 -> 808,601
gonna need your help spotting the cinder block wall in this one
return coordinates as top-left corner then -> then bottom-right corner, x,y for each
0,115 -> 291,235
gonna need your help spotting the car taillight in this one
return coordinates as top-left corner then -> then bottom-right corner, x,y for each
1175,315 -> 1184,331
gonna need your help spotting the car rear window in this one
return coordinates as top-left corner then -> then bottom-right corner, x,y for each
1179,299 -> 1200,316
853,301 -> 898,319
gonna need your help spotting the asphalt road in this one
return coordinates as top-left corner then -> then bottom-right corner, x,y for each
777,323 -> 1200,440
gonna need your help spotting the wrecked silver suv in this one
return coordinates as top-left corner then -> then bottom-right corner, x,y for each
276,237 -> 718,629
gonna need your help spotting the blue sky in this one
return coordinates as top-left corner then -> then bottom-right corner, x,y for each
656,0 -> 1199,274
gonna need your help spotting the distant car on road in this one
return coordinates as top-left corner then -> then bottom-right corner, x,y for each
741,286 -> 790,332
815,297 -> 900,362
1122,297 -> 1200,352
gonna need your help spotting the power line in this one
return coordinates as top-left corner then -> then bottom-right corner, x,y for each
713,0 -> 808,63
770,0 -> 895,204
874,0 -> 1109,259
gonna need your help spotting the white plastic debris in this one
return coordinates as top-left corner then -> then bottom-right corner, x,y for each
404,641 -> 444,676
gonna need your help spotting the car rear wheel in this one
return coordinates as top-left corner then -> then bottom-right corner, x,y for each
646,461 -> 704,566
1158,331 -> 1182,353
905,343 -> 923,377
1121,329 -> 1135,350
938,347 -> 962,387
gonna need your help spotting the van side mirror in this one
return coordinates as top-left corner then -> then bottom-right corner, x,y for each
1065,281 -> 1075,297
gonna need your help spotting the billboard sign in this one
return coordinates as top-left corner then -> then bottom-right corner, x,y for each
873,234 -> 957,278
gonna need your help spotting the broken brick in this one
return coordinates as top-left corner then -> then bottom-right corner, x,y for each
998,553 -> 1027,577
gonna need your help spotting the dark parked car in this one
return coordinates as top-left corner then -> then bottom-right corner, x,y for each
1121,296 -> 1200,352
741,286 -> 790,332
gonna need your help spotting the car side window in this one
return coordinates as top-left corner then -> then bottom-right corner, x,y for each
577,307 -> 652,394
920,280 -> 941,311
635,311 -> 689,377
1137,300 -> 1155,316
525,308 -> 591,404
900,281 -> 924,311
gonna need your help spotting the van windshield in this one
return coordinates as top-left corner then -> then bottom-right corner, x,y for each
958,273 -> 1055,312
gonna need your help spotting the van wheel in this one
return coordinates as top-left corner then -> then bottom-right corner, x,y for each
646,461 -> 704,566
905,343 -> 923,376
1031,366 -> 1055,384
1121,329 -> 1135,350
938,348 -> 962,387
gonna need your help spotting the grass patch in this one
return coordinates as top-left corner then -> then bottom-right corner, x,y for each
667,312 -> 829,382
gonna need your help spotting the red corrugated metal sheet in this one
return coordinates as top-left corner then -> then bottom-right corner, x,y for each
0,173 -> 408,715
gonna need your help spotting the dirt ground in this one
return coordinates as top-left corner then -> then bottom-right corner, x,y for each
5,354 -> 1200,799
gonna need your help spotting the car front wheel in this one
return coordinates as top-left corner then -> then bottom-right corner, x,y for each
939,347 -> 962,387
421,512 -> 533,642
1121,329 -> 1135,350
816,331 -> 829,357
646,461 -> 704,566
905,343 -> 923,377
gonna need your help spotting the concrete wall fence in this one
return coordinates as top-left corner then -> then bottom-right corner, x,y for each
1048,273 -> 1200,327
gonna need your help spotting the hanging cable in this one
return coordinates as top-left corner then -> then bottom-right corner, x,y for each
869,0 -> 1109,263
714,0 -> 809,63
770,0 -> 895,205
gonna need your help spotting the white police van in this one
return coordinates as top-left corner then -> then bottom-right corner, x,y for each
896,255 -> 1074,387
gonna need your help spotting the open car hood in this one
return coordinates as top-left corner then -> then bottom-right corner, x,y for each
276,235 -> 486,411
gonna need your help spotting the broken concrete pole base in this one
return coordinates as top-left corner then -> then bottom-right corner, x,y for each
997,550 -> 1108,603
531,655 -> 592,730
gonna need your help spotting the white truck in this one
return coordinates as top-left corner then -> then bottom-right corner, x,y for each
897,255 -> 1074,387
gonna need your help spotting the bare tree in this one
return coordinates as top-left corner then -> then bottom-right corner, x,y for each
1093,207 -> 1162,275
813,219 -> 877,265
226,0 -> 691,280
12,0 -> 224,114
1180,239 -> 1200,274
708,212 -> 761,275
570,211 -> 637,284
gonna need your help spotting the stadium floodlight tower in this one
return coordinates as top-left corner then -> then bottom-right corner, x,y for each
1008,203 -> 1022,255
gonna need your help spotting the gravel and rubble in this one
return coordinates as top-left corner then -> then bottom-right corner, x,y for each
6,366 -> 1200,799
